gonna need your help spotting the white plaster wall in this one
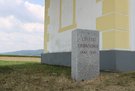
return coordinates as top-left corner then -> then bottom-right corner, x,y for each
76,0 -> 96,30
129,0 -> 135,51
62,0 -> 73,28
48,0 -> 73,53
47,0 -> 102,53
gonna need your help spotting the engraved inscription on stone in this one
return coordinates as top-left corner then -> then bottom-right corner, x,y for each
72,29 -> 99,81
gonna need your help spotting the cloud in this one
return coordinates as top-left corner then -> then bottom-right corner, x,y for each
0,0 -> 44,52
0,0 -> 23,5
0,15 -> 44,33
0,16 -> 14,30
21,22 -> 44,32
25,1 -> 44,22
0,15 -> 22,31
0,32 -> 43,52
0,0 -> 44,23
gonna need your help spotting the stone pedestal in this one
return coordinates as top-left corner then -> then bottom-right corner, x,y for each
72,29 -> 99,81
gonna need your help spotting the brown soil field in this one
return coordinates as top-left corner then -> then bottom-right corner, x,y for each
0,56 -> 40,62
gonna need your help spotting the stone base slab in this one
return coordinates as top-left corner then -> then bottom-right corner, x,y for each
41,52 -> 71,67
41,50 -> 135,72
100,50 -> 135,72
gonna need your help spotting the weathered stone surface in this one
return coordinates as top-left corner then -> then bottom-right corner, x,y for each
72,29 -> 99,81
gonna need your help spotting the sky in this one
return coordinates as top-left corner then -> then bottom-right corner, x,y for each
0,0 -> 44,53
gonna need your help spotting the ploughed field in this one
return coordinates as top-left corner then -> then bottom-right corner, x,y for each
0,56 -> 135,91
0,55 -> 40,62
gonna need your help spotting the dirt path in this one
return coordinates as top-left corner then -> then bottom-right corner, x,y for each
0,56 -> 40,62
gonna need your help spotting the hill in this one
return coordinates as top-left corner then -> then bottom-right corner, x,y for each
0,49 -> 44,56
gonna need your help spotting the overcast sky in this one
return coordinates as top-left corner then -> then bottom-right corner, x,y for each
0,0 -> 44,53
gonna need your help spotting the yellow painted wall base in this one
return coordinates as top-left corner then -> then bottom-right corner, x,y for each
96,0 -> 130,50
102,31 -> 130,49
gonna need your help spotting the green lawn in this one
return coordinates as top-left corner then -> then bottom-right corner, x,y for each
0,60 -> 135,91
0,55 -> 40,58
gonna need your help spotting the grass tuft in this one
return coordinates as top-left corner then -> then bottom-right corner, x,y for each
0,60 -> 135,91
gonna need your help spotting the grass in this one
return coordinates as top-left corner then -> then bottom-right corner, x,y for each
0,60 -> 135,91
0,54 -> 40,58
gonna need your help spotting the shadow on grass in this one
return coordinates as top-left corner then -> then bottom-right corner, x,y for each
0,61 -> 135,91
0,61 -> 70,91
0,61 -> 135,79
0,61 -> 71,77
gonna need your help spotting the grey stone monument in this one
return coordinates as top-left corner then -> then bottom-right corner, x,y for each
72,29 -> 99,81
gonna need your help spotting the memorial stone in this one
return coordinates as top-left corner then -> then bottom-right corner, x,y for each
72,29 -> 99,81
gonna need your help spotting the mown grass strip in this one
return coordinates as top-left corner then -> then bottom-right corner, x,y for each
0,55 -> 40,58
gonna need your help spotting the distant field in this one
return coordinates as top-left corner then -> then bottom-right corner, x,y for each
0,55 -> 40,62
0,60 -> 135,91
